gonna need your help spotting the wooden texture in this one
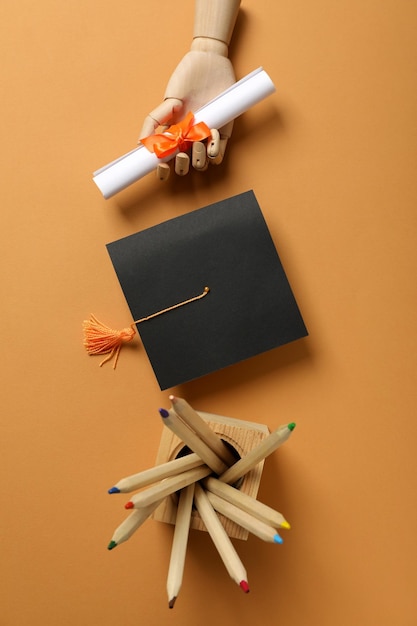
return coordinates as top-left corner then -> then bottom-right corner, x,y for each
2,0 -> 417,623
193,0 -> 241,45
193,483 -> 249,589
169,396 -> 237,466
152,412 -> 270,539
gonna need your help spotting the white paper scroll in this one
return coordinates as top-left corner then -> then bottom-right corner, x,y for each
93,67 -> 276,198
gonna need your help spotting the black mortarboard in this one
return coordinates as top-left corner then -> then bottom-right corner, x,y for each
106,190 -> 307,389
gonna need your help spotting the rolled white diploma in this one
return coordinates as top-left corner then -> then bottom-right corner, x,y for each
93,67 -> 276,198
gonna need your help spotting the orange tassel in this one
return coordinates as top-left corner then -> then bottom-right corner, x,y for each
83,287 -> 210,370
83,314 -> 136,369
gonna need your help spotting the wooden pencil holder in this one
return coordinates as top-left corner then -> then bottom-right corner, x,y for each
152,412 -> 270,540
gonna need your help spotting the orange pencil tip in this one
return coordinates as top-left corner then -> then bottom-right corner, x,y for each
125,502 -> 134,509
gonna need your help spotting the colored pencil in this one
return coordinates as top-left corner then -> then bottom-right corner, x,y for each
108,453 -> 204,494
203,476 -> 290,530
159,408 -> 228,475
125,465 -> 211,509
219,423 -> 296,485
169,395 -> 236,467
107,499 -> 162,550
167,484 -> 195,609
205,490 -> 283,544
193,483 -> 250,593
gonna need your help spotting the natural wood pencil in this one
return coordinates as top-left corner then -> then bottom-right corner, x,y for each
205,490 -> 283,544
169,395 -> 236,466
203,476 -> 290,529
159,408 -> 228,475
125,465 -> 211,509
167,484 -> 195,609
219,423 -> 296,485
193,483 -> 250,593
107,499 -> 163,550
108,453 -> 204,494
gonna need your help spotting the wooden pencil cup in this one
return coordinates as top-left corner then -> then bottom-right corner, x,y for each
152,412 -> 270,540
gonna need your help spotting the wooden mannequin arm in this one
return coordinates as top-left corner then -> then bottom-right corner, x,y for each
192,0 -> 241,53
140,0 -> 241,172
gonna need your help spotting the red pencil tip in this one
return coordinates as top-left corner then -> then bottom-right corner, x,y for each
125,501 -> 134,509
239,580 -> 250,593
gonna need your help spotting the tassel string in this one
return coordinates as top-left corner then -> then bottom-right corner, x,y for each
83,287 -> 210,369
132,286 -> 209,324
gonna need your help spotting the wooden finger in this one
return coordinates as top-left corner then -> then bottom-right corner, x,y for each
138,98 -> 183,141
210,137 -> 228,165
156,163 -> 170,181
207,129 -> 221,159
175,152 -> 190,176
192,142 -> 207,170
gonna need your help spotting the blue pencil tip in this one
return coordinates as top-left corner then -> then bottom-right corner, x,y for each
159,408 -> 170,418
108,487 -> 120,494
273,534 -> 284,544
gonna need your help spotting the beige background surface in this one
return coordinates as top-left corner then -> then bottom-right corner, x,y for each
1,1 -> 416,625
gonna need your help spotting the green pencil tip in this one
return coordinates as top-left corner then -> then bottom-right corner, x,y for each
288,422 -> 296,431
107,541 -> 117,551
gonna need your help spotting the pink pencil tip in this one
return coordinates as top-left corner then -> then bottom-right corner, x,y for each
124,501 -> 134,509
169,395 -> 177,403
239,580 -> 250,593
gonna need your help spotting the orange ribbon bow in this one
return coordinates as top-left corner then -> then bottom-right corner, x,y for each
140,111 -> 211,158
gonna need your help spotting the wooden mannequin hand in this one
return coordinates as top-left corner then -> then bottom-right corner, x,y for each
138,42 -> 236,179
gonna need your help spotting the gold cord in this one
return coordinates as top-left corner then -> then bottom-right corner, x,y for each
132,287 -> 210,327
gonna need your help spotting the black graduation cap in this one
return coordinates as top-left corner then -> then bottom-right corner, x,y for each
105,190 -> 308,389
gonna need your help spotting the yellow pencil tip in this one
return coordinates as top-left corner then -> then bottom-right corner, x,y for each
281,521 -> 291,530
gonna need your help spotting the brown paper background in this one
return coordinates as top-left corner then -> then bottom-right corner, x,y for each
2,1 -> 416,624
